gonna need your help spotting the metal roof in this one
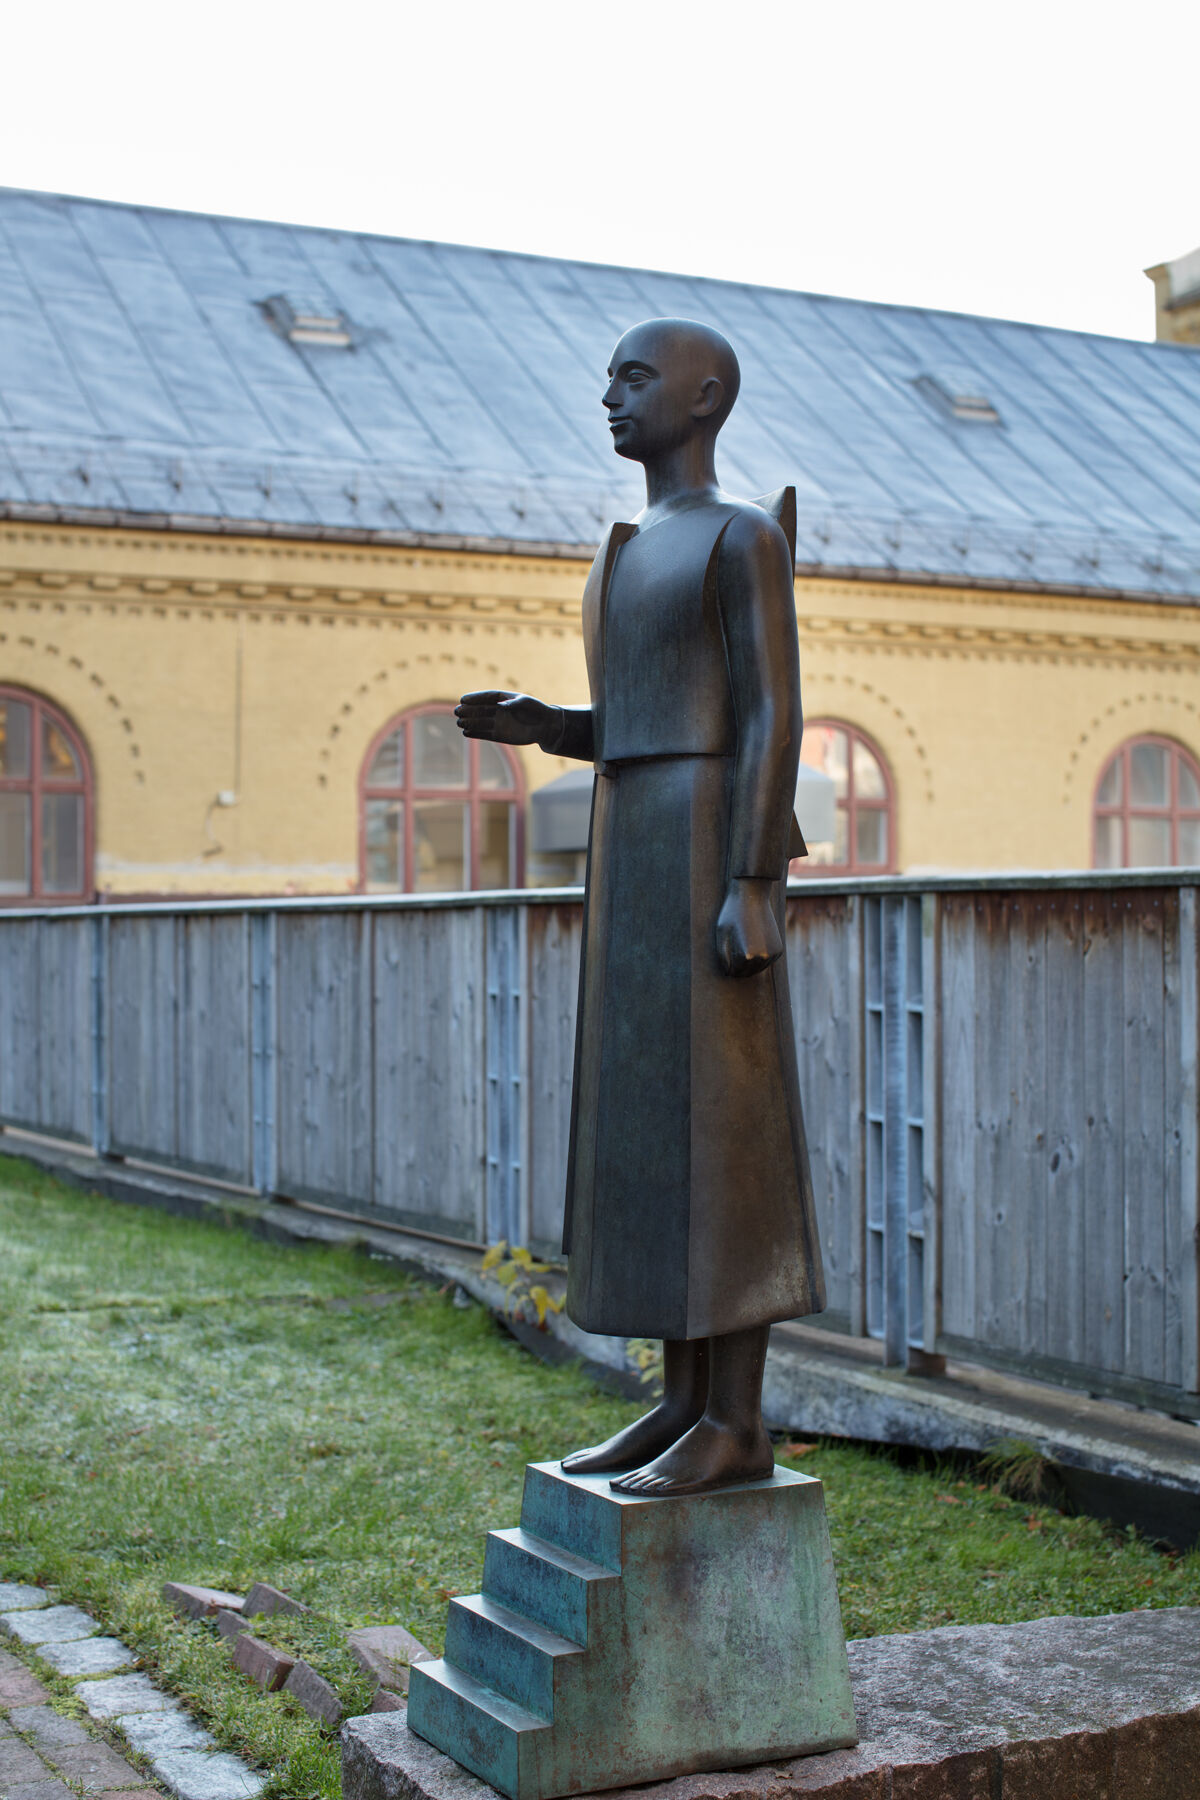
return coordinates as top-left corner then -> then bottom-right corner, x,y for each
2,186 -> 1199,601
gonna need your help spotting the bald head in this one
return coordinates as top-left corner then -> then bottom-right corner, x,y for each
612,319 -> 740,423
603,319 -> 740,466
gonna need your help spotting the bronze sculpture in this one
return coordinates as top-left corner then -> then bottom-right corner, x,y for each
407,322 -> 855,1799
456,318 -> 824,1497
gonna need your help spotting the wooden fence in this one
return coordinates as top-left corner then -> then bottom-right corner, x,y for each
1,874 -> 1197,1417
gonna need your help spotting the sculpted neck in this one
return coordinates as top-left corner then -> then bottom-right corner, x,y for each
640,433 -> 722,518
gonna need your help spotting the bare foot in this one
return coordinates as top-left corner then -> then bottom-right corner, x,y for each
562,1403 -> 700,1476
610,1418 -> 775,1496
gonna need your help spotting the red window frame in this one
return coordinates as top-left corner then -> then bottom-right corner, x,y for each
0,686 -> 93,907
359,703 -> 525,892
790,719 -> 896,877
1092,735 -> 1200,869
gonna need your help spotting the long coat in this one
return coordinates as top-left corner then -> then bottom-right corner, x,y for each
552,490 -> 825,1342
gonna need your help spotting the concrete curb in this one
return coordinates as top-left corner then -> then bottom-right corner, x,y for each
342,1607 -> 1200,1800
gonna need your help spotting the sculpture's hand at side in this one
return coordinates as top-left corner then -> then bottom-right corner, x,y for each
716,877 -> 783,978
455,690 -> 561,748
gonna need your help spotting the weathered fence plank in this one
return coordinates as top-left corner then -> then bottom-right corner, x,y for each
36,919 -> 93,1144
975,895 -> 1014,1353
1082,891 -> 1127,1376
373,906 -> 487,1239
250,911 -> 277,1196
1122,892 -> 1168,1386
91,914 -> 109,1155
0,917 -> 93,1144
108,914 -> 179,1163
787,893 -> 860,1332
863,897 -> 884,1337
845,894 -> 867,1339
1163,891 -> 1185,1393
1178,887 -> 1200,1394
938,898 -> 975,1343
1043,894 -> 1087,1369
275,909 -> 373,1211
176,913 -> 253,1185
0,919 -> 44,1131
527,903 -> 581,1253
1009,894 -> 1047,1357
485,905 -> 526,1246
917,892 -> 941,1358
882,896 -> 909,1366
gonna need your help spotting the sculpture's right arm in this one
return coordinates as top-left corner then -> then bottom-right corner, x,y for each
455,691 -> 594,761
539,705 -> 595,761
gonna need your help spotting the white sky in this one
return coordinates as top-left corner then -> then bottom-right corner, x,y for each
2,0 -> 1197,343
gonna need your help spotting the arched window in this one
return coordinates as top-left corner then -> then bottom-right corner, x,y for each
0,688 -> 92,904
360,704 -> 524,893
792,720 -> 895,875
1093,736 -> 1200,869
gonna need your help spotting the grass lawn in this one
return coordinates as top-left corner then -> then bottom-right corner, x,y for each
1,1152 -> 1198,1799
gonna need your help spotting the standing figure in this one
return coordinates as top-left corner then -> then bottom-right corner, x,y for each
456,318 -> 824,1497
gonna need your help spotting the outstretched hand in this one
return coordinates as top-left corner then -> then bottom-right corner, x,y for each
455,690 -> 558,747
716,878 -> 783,978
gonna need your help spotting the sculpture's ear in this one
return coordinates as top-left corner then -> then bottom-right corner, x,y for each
755,486 -> 797,568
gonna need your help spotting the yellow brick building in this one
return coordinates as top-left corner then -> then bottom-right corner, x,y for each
2,191 -> 1199,902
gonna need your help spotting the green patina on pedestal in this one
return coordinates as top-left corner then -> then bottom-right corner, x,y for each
407,1461 -> 857,1800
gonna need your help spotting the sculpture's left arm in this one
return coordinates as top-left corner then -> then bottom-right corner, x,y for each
719,509 -> 802,876
714,509 -> 802,976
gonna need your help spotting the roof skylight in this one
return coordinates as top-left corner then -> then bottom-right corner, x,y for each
261,294 -> 354,348
913,369 -> 1000,425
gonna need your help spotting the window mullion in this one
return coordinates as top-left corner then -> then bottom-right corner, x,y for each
404,720 -> 415,892
468,737 -> 479,890
362,706 -> 521,895
30,698 -> 42,898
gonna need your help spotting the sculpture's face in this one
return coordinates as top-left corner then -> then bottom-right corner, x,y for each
602,324 -> 711,464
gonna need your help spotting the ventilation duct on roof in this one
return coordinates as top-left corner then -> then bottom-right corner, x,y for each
1145,246 -> 1200,346
261,294 -> 354,347
1163,245 -> 1200,307
912,369 -> 1000,424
